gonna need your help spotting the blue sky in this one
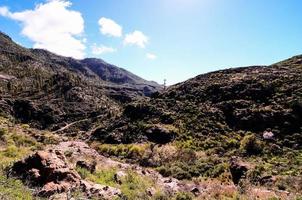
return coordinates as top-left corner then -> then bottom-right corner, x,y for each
0,0 -> 301,85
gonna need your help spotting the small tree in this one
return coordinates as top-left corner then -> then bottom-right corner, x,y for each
240,133 -> 263,155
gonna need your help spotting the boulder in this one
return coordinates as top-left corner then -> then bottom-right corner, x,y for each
10,147 -> 122,199
11,150 -> 81,197
263,131 -> 274,140
80,180 -> 122,199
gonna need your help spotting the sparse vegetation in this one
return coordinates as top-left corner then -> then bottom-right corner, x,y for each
1,31 -> 302,199
0,122 -> 35,199
0,172 -> 33,200
76,166 -> 159,200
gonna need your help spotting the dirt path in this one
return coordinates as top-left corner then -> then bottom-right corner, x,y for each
52,118 -> 89,133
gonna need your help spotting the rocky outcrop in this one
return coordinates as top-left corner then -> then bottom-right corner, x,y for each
0,31 -> 161,134
100,55 -> 302,149
11,150 -> 81,197
10,147 -> 121,199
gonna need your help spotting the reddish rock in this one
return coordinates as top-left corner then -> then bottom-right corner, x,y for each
76,160 -> 96,173
80,180 -> 122,199
11,150 -> 81,197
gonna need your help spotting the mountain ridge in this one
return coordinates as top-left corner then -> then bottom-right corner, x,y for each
0,31 -> 301,199
0,31 -> 161,134
0,31 -> 162,94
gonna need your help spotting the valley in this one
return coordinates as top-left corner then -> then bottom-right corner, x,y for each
0,31 -> 301,200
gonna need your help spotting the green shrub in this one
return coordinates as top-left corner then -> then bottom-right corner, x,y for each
247,165 -> 264,184
175,192 -> 193,200
170,165 -> 192,180
76,166 -> 117,187
210,163 -> 228,178
20,124 -> 30,130
156,157 -> 228,181
240,134 -> 263,155
120,170 -> 152,200
0,172 -> 33,200
129,145 -> 144,158
92,168 -> 117,187
157,166 -> 171,177
153,192 -> 170,200
96,144 -> 148,160
76,166 -> 91,179
0,128 -> 8,140
77,166 -> 156,200
3,145 -> 19,158
11,133 -> 37,148
225,138 -> 240,149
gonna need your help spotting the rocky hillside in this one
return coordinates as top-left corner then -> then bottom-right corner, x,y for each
0,31 -> 161,135
90,55 -> 302,198
0,31 -> 301,199
95,55 -> 302,147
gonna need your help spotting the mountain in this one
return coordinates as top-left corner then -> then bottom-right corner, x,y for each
0,30 -> 301,199
93,55 -> 302,146
0,31 -> 162,134
90,54 -> 302,197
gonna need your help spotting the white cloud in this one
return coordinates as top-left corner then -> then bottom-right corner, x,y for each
124,31 -> 148,48
0,0 -> 85,59
146,53 -> 157,60
0,6 -> 10,17
98,17 -> 122,37
91,44 -> 116,55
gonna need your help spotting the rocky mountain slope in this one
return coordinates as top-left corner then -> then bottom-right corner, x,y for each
93,55 -> 302,147
90,55 -> 302,199
0,31 -> 161,135
0,30 -> 301,199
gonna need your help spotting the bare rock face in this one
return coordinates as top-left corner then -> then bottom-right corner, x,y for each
11,150 -> 81,197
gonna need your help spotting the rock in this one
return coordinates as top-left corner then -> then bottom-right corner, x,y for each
80,180 -> 122,199
10,147 -> 122,199
191,187 -> 201,196
263,131 -> 274,140
10,150 -> 81,197
161,177 -> 181,193
76,160 -> 96,173
114,171 -> 126,184
49,192 -> 68,200
229,157 -> 250,184
28,168 -> 41,180
146,187 -> 156,196
39,182 -> 62,197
